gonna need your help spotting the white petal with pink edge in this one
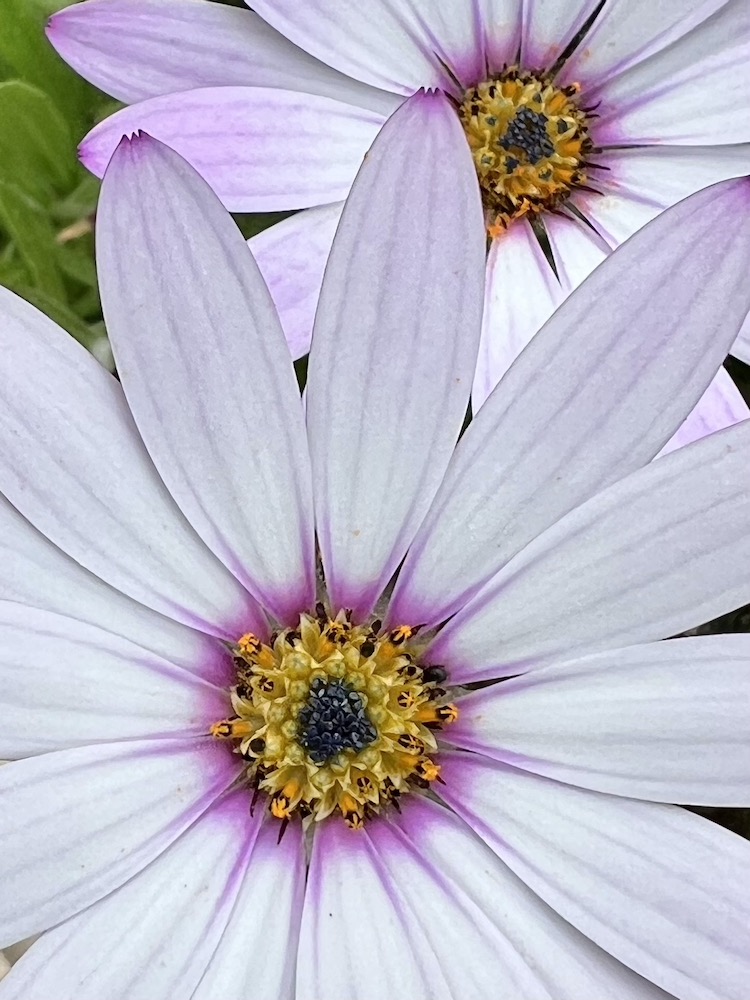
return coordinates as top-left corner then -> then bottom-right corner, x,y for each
439,754 -> 750,1000
428,420 -> 750,683
250,203 -> 343,360
450,634 -> 750,805
387,179 -> 750,630
306,91 -> 485,620
192,819 -> 305,1000
0,794 -> 269,1000
80,87 -> 385,212
0,738 -> 236,947
98,135 -> 316,625
47,0 -> 395,112
0,285 -> 261,640
0,602 -> 227,758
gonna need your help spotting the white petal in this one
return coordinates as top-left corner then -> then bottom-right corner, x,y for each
250,203 -> 343,360
0,738 -> 236,946
472,222 -> 565,411
450,634 -> 750,805
440,754 -> 750,1000
733,311 -> 750,364
429,419 -> 750,682
0,794 -> 269,1000
521,0 -> 602,69
478,0 -> 523,70
251,0 -> 485,94
98,135 -> 316,625
48,0 -> 395,113
192,818 -> 305,1000
544,211 -> 610,291
388,179 -> 750,630
0,493 -> 227,680
588,1 -> 750,145
0,285 -> 262,639
0,602 -> 227,758
561,0 -> 730,90
659,367 -> 748,456
306,91 -> 485,619
384,796 -> 672,999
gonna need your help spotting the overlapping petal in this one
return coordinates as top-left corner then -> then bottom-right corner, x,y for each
98,135 -> 316,624
0,286 -> 260,639
47,0 -> 394,112
250,203 -> 343,360
658,366 -> 748,455
0,603 -> 226,758
80,87 -> 385,211
429,420 -> 750,682
0,739 -> 236,947
440,755 -> 750,1000
306,91 -> 485,619
450,635 -> 750,805
520,0 -> 601,69
0,795 -> 266,1000
388,179 -> 750,629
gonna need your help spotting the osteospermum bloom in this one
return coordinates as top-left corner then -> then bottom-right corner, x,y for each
50,0 -> 750,413
2,94 -> 750,999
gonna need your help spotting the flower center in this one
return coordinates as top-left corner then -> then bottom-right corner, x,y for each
211,610 -> 457,830
458,68 -> 592,236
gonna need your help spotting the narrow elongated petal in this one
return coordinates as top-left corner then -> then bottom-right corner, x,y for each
0,286 -> 260,639
250,203 -> 343,359
477,0 -> 523,70
561,0 -> 730,89
0,739 -> 236,947
658,367 -> 748,456
250,0 -> 485,94
544,212 -> 610,290
430,420 -> 750,682
48,0 -> 394,112
440,755 -> 750,1000
521,0 -> 602,69
0,603 -> 226,758
192,820 -> 304,1000
388,178 -> 750,629
98,135 -> 316,625
306,91 -> 485,619
0,795 -> 266,1000
450,635 -> 750,805
0,494 -> 228,681
589,1 -> 750,145
733,312 -> 750,364
472,221 -> 565,410
80,87 -> 384,211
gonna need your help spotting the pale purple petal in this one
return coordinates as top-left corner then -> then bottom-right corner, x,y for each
192,819 -> 304,1000
733,311 -> 750,364
0,286 -> 261,639
384,796 -> 672,999
430,420 -> 750,683
440,754 -> 750,1000
0,738 -> 236,947
576,145 -> 750,247
98,135 -> 316,625
297,818 -> 444,999
388,179 -> 750,629
588,1 -> 750,145
544,211 -> 611,290
250,203 -> 343,360
0,493 -> 229,682
48,0 -> 395,112
450,634 -> 750,806
80,87 -> 384,211
0,602 -> 227,758
0,794 -> 264,1000
561,0 -> 730,90
306,91 -> 485,620
250,0 -> 485,94
478,0 -> 523,70
659,368 -> 748,456
521,0 -> 602,69
472,221 -> 565,411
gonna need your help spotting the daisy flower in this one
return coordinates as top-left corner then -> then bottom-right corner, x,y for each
49,0 -> 750,415
1,93 -> 750,999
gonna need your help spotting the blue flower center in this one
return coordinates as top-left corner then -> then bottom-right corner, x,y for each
297,678 -> 378,765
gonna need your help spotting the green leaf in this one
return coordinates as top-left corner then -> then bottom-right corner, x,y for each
0,278 -> 99,349
0,81 -> 76,201
52,172 -> 100,222
0,178 -> 65,299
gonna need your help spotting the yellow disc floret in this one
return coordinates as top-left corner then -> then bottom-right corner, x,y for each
211,611 -> 457,829
459,67 -> 593,235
